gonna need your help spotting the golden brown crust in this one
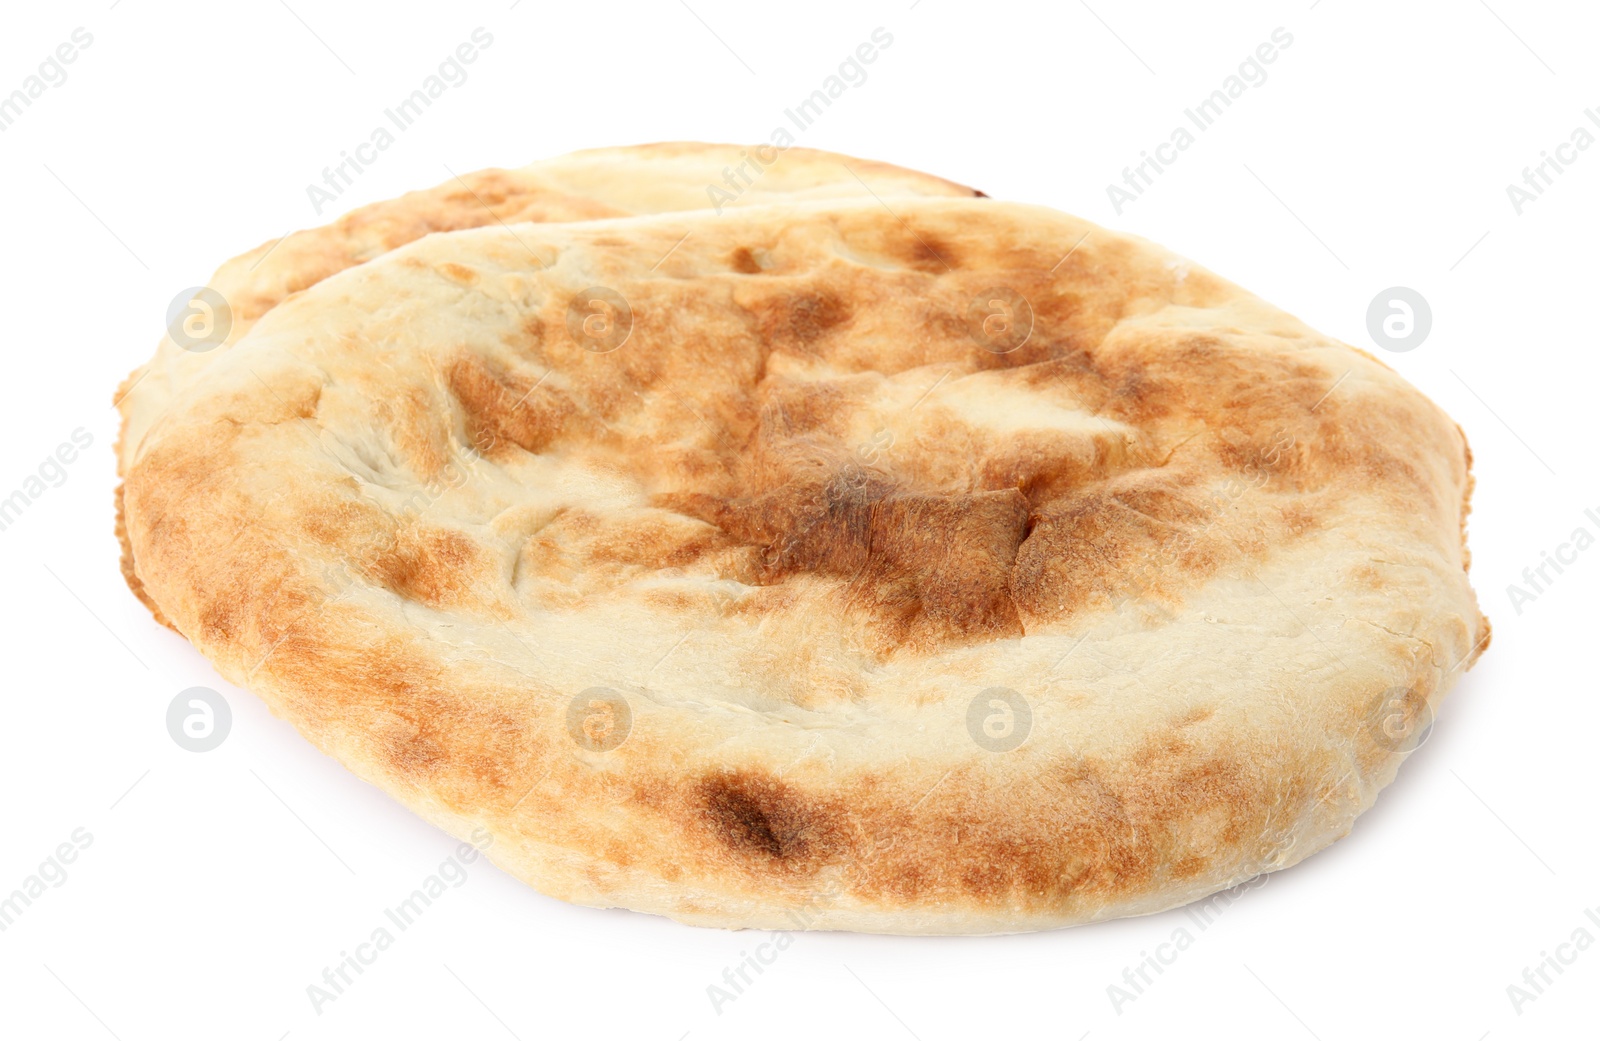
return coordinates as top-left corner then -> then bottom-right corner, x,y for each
123,197 -> 1486,933
113,143 -> 980,630
112,391 -> 173,628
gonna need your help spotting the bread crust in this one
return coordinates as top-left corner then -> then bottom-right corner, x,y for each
114,143 -> 979,626
123,197 -> 1486,933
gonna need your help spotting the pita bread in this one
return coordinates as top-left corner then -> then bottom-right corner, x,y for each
115,143 -> 979,626
121,195 -> 1487,933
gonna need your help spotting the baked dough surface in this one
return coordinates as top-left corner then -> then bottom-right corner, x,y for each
122,193 -> 1486,933
115,143 -> 978,625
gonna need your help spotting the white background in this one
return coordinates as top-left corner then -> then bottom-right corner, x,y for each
1,1 -> 1595,1038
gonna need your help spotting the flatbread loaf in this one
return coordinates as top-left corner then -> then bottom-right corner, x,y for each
121,195 -> 1487,933
115,143 -> 979,626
